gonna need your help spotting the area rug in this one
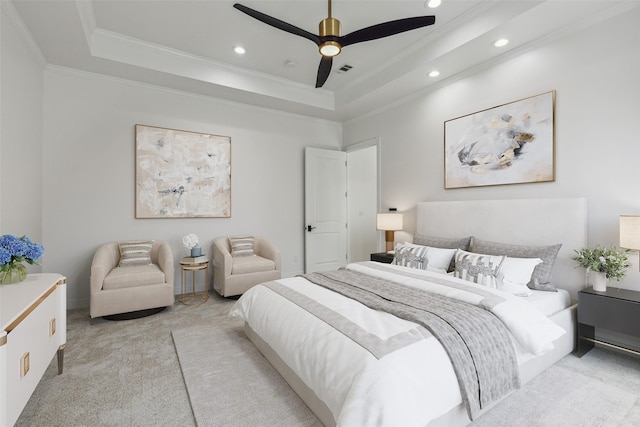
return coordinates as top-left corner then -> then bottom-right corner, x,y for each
171,320 -> 323,427
470,357 -> 639,427
173,320 -> 640,427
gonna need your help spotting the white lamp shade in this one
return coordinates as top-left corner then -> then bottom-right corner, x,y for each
377,213 -> 403,231
620,215 -> 640,250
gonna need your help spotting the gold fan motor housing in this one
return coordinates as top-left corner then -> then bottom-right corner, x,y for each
319,17 -> 341,37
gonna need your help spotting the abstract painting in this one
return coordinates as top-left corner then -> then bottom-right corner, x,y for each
444,91 -> 555,189
135,124 -> 231,218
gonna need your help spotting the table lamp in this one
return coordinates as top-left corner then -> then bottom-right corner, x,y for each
377,212 -> 403,252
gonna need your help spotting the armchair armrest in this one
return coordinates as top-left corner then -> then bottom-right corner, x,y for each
156,242 -> 175,285
213,238 -> 233,277
256,238 -> 281,271
90,243 -> 119,293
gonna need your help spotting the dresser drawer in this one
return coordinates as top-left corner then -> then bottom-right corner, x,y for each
4,286 -> 63,425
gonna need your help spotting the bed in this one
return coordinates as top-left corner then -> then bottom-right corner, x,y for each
229,198 -> 587,426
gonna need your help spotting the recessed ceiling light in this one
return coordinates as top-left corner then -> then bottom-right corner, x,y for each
233,45 -> 246,55
425,0 -> 441,8
284,60 -> 297,68
428,70 -> 440,77
493,38 -> 509,48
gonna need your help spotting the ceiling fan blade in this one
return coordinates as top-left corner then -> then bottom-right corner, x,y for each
316,56 -> 333,88
340,16 -> 435,47
233,4 -> 321,45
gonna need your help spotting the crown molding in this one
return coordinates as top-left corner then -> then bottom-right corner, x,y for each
2,0 -> 46,67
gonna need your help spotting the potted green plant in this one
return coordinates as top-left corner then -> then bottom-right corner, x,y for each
573,245 -> 630,291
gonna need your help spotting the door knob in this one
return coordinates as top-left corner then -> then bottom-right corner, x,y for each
306,225 -> 316,232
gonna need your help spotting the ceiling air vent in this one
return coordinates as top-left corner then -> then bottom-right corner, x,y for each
336,64 -> 354,74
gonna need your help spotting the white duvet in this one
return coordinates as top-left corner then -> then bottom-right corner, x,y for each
229,262 -> 566,427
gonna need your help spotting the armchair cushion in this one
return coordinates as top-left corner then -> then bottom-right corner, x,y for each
231,255 -> 276,275
118,240 -> 154,267
103,264 -> 166,290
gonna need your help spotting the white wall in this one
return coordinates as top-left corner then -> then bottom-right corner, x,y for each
343,9 -> 640,291
0,6 -> 44,259
41,68 -> 341,308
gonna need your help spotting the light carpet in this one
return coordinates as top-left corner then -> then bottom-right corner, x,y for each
174,321 -> 640,427
172,321 -> 323,427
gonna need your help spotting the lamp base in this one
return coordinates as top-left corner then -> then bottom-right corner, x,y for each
385,230 -> 395,252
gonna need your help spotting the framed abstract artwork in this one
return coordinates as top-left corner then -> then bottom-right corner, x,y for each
444,91 -> 555,189
135,124 -> 231,218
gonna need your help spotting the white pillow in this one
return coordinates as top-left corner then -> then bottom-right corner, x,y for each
454,249 -> 505,288
401,242 -> 457,271
498,257 -> 543,297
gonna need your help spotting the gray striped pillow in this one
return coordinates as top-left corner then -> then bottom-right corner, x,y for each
229,236 -> 255,257
454,249 -> 505,288
392,242 -> 429,270
118,240 -> 153,267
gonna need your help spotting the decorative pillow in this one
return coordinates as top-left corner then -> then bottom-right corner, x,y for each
454,249 -> 505,288
400,242 -> 457,271
470,238 -> 561,291
229,236 -> 255,257
413,234 -> 472,272
118,240 -> 153,267
498,257 -> 543,296
392,243 -> 429,270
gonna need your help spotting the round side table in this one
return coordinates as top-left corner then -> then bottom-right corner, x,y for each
179,259 -> 210,306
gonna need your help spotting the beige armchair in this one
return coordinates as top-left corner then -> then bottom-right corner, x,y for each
90,241 -> 175,318
212,236 -> 281,297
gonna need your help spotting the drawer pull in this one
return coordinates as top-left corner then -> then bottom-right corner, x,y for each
50,318 -> 56,336
20,352 -> 30,377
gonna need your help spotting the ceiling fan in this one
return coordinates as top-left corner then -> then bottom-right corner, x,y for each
233,1 -> 436,88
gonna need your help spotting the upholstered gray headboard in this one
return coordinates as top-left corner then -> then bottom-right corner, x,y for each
416,198 -> 587,302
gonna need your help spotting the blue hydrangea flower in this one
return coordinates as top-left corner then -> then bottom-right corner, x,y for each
0,234 -> 44,265
0,235 -> 27,257
25,242 -> 44,261
0,248 -> 11,265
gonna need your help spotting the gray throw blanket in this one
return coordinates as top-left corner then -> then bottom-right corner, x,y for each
300,269 -> 520,420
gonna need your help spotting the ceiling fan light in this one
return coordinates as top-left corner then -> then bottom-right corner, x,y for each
319,41 -> 341,57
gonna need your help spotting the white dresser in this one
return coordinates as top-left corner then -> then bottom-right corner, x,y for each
0,273 -> 66,427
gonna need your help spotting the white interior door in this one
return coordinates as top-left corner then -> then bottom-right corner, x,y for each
304,147 -> 347,273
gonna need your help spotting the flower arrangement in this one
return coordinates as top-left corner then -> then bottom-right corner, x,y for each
573,245 -> 630,281
182,233 -> 199,249
0,234 -> 45,284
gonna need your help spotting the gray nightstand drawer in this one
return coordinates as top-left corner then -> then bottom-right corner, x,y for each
579,291 -> 640,337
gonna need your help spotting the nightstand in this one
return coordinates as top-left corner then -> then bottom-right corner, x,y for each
577,286 -> 640,357
370,252 -> 395,264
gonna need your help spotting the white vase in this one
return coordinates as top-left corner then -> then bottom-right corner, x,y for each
592,271 -> 607,292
